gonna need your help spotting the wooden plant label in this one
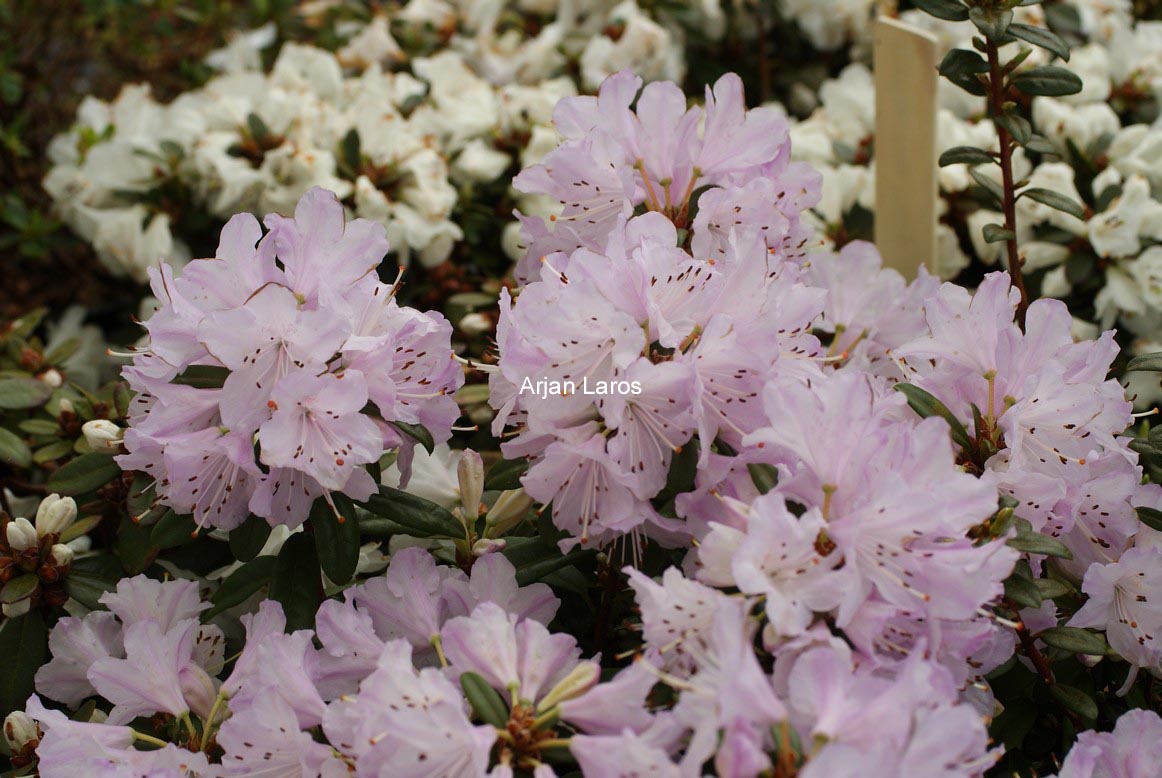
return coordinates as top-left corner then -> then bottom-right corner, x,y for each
873,16 -> 940,279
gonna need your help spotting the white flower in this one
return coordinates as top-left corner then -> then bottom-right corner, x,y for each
35,494 -> 77,537
204,23 -> 277,73
1032,97 -> 1121,153
337,15 -> 403,69
1089,175 -> 1162,259
6,517 -> 38,552
580,1 -> 684,91
782,0 -> 877,52
453,139 -> 512,183
82,419 -> 124,455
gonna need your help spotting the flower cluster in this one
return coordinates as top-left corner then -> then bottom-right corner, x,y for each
119,187 -> 463,530
42,1 -> 694,282
0,496 -> 78,618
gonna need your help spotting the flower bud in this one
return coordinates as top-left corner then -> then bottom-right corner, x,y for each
536,660 -> 601,712
5,517 -> 37,552
82,419 -> 124,454
2,598 -> 31,618
48,543 -> 74,567
459,312 -> 492,336
457,449 -> 485,521
3,711 -> 38,752
485,489 -> 535,537
179,664 -> 219,722
471,537 -> 507,557
57,398 -> 74,415
35,493 -> 77,537
38,368 -> 63,388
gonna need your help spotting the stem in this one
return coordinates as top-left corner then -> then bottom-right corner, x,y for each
1004,598 -> 1055,685
200,690 -> 229,752
130,730 -> 171,749
985,39 -> 1029,329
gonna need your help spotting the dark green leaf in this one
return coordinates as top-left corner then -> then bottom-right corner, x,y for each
487,457 -> 529,491
747,463 -> 779,495
1025,135 -> 1060,156
0,611 -> 47,718
1007,22 -> 1071,61
387,421 -> 435,455
938,49 -> 990,96
150,511 -> 199,550
1127,353 -> 1162,372
205,556 -> 277,619
0,574 -> 39,605
995,112 -> 1032,146
59,514 -> 102,544
983,224 -> 1016,243
911,0 -> 968,21
1006,532 -> 1074,559
1033,578 -> 1073,599
1039,626 -> 1110,656
116,513 -> 156,575
1020,188 -> 1086,220
270,533 -> 321,632
359,485 -> 465,538
1050,683 -> 1098,720
1012,66 -> 1084,97
939,146 -> 995,167
1045,3 -> 1082,37
64,568 -> 116,610
0,378 -> 52,409
1136,506 -> 1162,532
246,112 -> 271,141
230,514 -> 273,562
33,439 -> 76,464
970,168 -> 1005,205
311,494 -> 360,585
47,452 -> 122,495
515,547 -> 596,587
460,671 -> 508,727
969,6 -> 1012,39
893,384 -> 973,452
18,419 -> 59,436
1003,573 -> 1042,609
0,428 -> 30,468
172,365 -> 230,389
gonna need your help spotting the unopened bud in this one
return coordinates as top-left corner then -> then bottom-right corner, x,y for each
5,518 -> 37,552
471,537 -> 507,557
3,711 -> 38,752
457,449 -> 484,521
38,368 -> 63,388
179,664 -> 218,721
82,419 -> 124,454
48,543 -> 74,567
57,398 -> 74,415
2,598 -> 31,618
35,493 -> 77,537
537,660 -> 601,712
459,312 -> 492,336
485,489 -> 535,537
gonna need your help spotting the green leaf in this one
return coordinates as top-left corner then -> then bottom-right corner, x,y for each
1006,532 -> 1074,559
64,568 -> 116,610
0,611 -> 47,719
939,146 -> 995,167
1007,22 -> 1071,61
1049,683 -> 1098,720
1003,573 -> 1042,609
47,452 -> 122,495
983,224 -> 1016,243
150,511 -> 199,550
0,378 -> 52,409
1019,188 -> 1086,220
116,513 -> 156,575
59,514 -> 102,544
33,439 -> 76,464
969,168 -> 1005,205
968,6 -> 1013,39
0,574 -> 39,605
938,49 -> 990,96
339,128 -> 361,176
387,420 -> 435,455
18,418 -> 59,436
1011,66 -> 1084,97
229,514 -> 273,562
172,365 -> 230,389
747,463 -> 779,495
1025,134 -> 1061,156
0,428 -> 30,468
995,112 -> 1032,146
515,547 -> 596,587
1038,626 -> 1110,656
204,556 -> 277,619
269,533 -> 321,632
1033,578 -> 1073,599
359,485 -> 465,538
246,112 -> 271,141
893,384 -> 973,452
460,671 -> 509,727
1136,506 -> 1162,532
487,457 -> 529,491
1126,352 -> 1162,372
911,0 -> 968,21
311,494 -> 360,585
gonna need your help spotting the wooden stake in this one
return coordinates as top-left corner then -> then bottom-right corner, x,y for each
873,16 -> 940,279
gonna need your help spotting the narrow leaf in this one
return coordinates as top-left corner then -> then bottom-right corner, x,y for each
205,556 -> 277,619
229,514 -> 273,562
938,49 -> 990,96
150,511 -> 199,550
1039,626 -> 1110,656
47,452 -> 122,495
893,384 -> 974,452
487,457 -> 529,491
983,224 -> 1017,243
1003,574 -> 1043,609
358,485 -> 465,538
1126,353 -> 1162,372
939,146 -> 996,167
460,671 -> 509,727
311,494 -> 360,586
1049,684 -> 1098,720
1020,188 -> 1086,220
911,0 -> 969,21
0,428 -> 30,468
747,463 -> 779,495
0,611 -> 47,719
0,378 -> 52,410
970,168 -> 1005,205
1006,532 -> 1074,559
172,365 -> 230,389
269,533 -> 321,632
1008,22 -> 1071,61
1136,506 -> 1162,532
0,574 -> 39,605
1012,66 -> 1084,97
387,421 -> 435,455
